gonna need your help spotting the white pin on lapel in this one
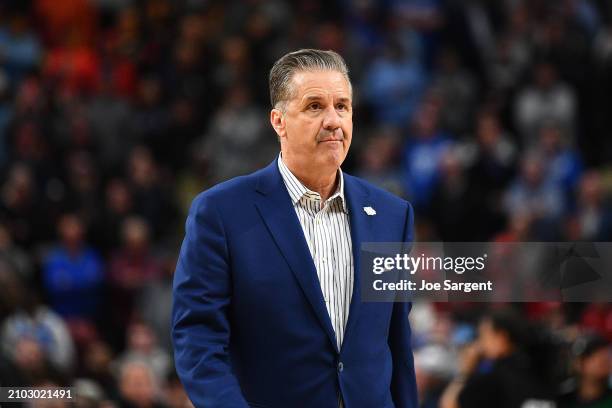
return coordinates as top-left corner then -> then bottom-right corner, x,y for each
363,206 -> 376,216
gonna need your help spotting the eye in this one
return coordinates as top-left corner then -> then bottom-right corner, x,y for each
336,103 -> 348,111
308,102 -> 322,111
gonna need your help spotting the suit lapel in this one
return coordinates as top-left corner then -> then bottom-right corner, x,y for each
341,175 -> 373,351
254,161 -> 339,353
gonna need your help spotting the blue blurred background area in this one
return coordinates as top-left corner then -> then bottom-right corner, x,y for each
0,0 -> 611,407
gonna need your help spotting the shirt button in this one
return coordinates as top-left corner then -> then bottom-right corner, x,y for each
338,362 -> 344,372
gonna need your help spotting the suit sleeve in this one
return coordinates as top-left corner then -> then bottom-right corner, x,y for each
388,201 -> 418,408
172,193 -> 249,408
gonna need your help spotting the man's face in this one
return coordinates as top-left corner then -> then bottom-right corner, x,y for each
271,70 -> 352,173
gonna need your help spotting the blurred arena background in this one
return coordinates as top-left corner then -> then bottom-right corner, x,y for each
0,0 -> 611,407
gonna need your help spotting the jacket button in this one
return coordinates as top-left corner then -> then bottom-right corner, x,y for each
338,362 -> 344,372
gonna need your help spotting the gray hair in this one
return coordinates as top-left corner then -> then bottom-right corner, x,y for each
269,49 -> 351,110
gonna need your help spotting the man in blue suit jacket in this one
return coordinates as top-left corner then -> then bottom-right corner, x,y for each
172,49 -> 417,408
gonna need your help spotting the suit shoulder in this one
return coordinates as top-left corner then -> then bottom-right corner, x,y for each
344,173 -> 412,211
190,168 -> 263,209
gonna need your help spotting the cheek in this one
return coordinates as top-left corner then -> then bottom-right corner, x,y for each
288,118 -> 319,143
343,123 -> 353,147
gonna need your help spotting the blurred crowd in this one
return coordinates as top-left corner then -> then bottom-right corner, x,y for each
0,0 -> 611,407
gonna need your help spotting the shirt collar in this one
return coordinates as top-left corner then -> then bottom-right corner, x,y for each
277,154 -> 347,213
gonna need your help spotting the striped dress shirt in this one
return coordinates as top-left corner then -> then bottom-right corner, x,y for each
277,155 -> 354,349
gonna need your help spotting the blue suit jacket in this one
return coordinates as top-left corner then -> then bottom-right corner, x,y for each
172,160 -> 417,408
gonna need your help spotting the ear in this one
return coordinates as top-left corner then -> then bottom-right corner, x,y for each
270,108 -> 286,140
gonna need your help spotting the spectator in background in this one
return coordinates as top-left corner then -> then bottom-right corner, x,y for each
431,48 -> 477,135
107,216 -> 160,348
196,84 -> 276,183
138,255 -> 175,352
126,146 -> 176,240
0,222 -> 33,282
487,4 -> 532,95
117,358 -> 166,408
129,76 -> 170,157
85,79 -> 133,175
514,61 -> 576,146
1,270 -> 75,376
415,344 -> 457,408
212,36 -> 253,94
558,334 -> 612,407
72,378 -> 107,408
81,340 -> 118,400
356,127 -> 406,198
117,321 -> 171,382
429,146 -> 479,241
504,151 -> 566,239
402,97 -> 453,212
63,150 -> 102,229
566,171 -> 612,241
42,213 -> 104,324
441,309 -> 556,408
466,111 -> 517,239
537,121 -> 583,201
0,12 -> 42,84
94,178 -> 134,254
362,39 -> 428,126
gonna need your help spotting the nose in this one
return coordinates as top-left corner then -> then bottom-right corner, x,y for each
322,105 -> 341,131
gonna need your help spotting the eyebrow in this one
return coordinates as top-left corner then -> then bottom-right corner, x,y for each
302,95 -> 352,103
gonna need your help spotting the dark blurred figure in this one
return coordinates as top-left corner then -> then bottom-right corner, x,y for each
0,222 -> 33,282
467,111 -> 517,239
93,178 -> 134,254
126,146 -> 177,240
415,344 -> 456,408
63,150 -> 103,229
558,335 -> 612,408
81,340 -> 118,400
429,146 -> 480,241
85,80 -> 133,176
356,127 -> 406,198
441,309 -> 556,408
129,76 -> 169,156
431,48 -> 477,135
0,162 -> 49,248
107,216 -> 161,349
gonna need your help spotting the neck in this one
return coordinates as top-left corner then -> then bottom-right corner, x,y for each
282,154 -> 339,202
